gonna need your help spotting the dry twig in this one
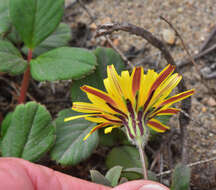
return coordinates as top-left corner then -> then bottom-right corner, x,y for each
177,24 -> 216,68
160,16 -> 198,73
156,156 -> 216,177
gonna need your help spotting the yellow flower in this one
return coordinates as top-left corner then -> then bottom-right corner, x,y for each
65,64 -> 194,144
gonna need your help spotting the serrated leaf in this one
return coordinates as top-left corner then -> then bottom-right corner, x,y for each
50,109 -> 99,166
0,40 -> 27,75
105,166 -> 123,187
171,163 -> 191,190
90,170 -> 111,187
30,47 -> 97,81
1,102 -> 55,161
9,0 -> 64,48
0,0 -> 10,35
71,47 -> 125,102
22,23 -> 71,57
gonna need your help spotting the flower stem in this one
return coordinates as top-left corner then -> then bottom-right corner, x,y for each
18,49 -> 33,104
137,140 -> 148,180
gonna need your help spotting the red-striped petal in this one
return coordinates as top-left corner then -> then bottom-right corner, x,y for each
83,123 -> 110,140
81,85 -> 116,106
132,67 -> 142,97
160,89 -> 195,107
154,108 -> 180,115
147,119 -> 169,132
150,64 -> 175,93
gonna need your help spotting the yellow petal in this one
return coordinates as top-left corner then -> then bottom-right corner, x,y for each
86,93 -> 117,114
73,102 -> 112,114
138,69 -> 158,108
107,65 -> 123,95
104,125 -> 121,134
85,117 -> 107,123
64,114 -> 95,122
103,66 -> 128,113
119,70 -> 133,101
148,74 -> 182,108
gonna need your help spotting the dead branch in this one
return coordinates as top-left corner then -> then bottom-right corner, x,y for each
176,43 -> 216,68
199,24 -> 216,52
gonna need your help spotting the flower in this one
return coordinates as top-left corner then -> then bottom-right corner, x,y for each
65,64 -> 194,145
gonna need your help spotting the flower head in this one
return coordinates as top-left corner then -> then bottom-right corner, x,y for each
65,64 -> 194,145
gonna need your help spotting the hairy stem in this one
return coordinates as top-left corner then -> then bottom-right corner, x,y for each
18,49 -> 33,104
137,140 -> 148,180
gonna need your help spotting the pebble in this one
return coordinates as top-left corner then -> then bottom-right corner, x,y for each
162,29 -> 176,45
177,7 -> 183,13
207,97 -> 216,107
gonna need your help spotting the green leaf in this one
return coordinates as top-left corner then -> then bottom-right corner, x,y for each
123,168 -> 157,181
171,163 -> 191,190
119,177 -> 128,184
71,47 -> 125,102
1,102 -> 55,161
99,128 -> 131,147
1,112 -> 13,137
30,47 -> 97,81
6,27 -> 22,45
0,40 -> 27,75
9,0 -> 64,48
0,112 -> 13,154
22,23 -> 71,57
90,170 -> 111,187
50,109 -> 99,166
106,146 -> 149,181
0,0 -> 10,35
105,166 -> 123,187
106,146 -> 145,169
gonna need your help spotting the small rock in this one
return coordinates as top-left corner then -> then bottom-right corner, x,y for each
200,36 -> 205,41
65,0 -> 75,7
112,38 -> 120,46
162,29 -> 176,45
177,7 -> 183,13
90,22 -> 97,30
100,17 -> 112,25
202,107 -> 207,112
207,97 -> 216,107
